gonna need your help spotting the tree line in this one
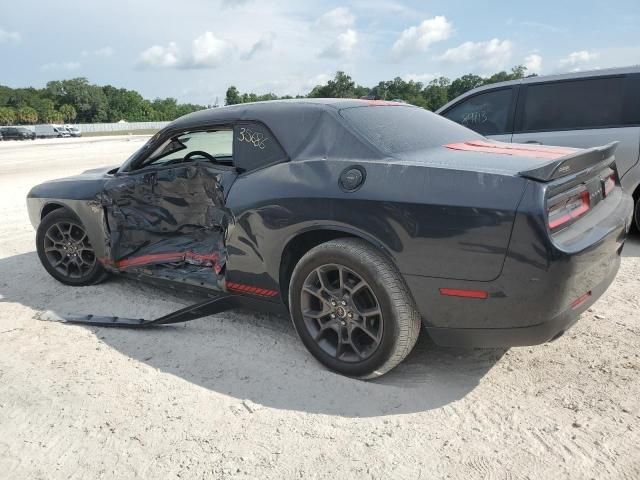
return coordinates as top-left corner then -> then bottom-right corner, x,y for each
0,78 -> 206,125
226,65 -> 532,110
0,65 -> 531,126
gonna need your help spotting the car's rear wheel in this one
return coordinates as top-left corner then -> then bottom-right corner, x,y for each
289,238 -> 421,379
36,209 -> 108,286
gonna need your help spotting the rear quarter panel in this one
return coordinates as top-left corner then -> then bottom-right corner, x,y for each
224,158 -> 527,294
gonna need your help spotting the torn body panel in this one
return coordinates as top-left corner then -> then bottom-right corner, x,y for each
99,163 -> 236,290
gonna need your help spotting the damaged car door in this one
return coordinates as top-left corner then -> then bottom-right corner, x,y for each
100,129 -> 237,290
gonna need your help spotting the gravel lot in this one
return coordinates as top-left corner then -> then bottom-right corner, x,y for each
0,136 -> 639,479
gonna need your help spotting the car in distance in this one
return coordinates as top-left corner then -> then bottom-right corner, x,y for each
35,124 -> 70,139
1,126 -> 36,140
26,99 -> 634,378
63,125 -> 82,137
437,66 -> 640,230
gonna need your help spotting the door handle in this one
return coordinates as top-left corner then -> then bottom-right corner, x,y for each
524,140 -> 543,145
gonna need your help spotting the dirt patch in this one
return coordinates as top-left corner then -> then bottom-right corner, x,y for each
0,137 -> 639,479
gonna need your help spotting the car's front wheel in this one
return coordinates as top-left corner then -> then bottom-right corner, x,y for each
36,209 -> 109,286
289,238 -> 421,379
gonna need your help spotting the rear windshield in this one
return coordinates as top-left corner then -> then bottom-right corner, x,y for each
340,106 -> 481,155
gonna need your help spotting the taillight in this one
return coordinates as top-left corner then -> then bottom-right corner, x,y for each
603,173 -> 616,197
548,188 -> 590,231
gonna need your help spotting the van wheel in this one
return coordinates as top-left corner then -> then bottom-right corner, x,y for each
36,209 -> 109,286
289,238 -> 421,379
634,198 -> 640,232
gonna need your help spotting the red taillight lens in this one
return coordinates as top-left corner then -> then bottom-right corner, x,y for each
603,173 -> 616,197
548,190 -> 590,231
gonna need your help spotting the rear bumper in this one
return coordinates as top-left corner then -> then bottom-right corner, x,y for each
424,255 -> 619,347
404,187 -> 633,348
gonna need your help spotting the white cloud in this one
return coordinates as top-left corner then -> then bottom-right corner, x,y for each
242,32 -> 275,60
304,73 -> 332,90
138,32 -> 232,69
316,7 -> 355,30
189,31 -> 233,68
0,27 -> 21,44
559,50 -> 599,68
403,73 -> 437,83
41,61 -> 81,71
219,0 -> 252,8
82,46 -> 115,57
524,53 -> 542,74
392,16 -> 452,59
94,46 -> 115,57
319,29 -> 358,59
438,38 -> 513,70
138,42 -> 180,68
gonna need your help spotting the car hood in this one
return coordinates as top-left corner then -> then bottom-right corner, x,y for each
27,166 -> 118,201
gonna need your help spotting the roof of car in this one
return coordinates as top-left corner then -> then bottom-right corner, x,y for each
436,65 -> 640,113
165,99 -> 413,161
169,98 -> 411,128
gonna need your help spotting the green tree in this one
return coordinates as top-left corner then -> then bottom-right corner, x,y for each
308,71 -> 368,98
369,77 -> 428,107
46,78 -> 109,122
0,106 -> 16,125
59,104 -> 77,123
483,65 -> 527,86
422,76 -> 451,111
35,99 -> 58,123
448,74 -> 484,101
225,86 -> 241,106
16,106 -> 38,124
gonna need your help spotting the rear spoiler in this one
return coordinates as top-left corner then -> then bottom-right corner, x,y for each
519,142 -> 618,182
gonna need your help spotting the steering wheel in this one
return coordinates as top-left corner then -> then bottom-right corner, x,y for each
184,150 -> 218,162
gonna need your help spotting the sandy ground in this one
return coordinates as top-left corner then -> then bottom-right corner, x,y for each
0,136 -> 639,479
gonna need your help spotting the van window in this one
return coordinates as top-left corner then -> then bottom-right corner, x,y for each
518,77 -> 630,132
442,88 -> 513,136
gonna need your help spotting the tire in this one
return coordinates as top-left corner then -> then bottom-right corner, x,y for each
288,238 -> 421,379
36,209 -> 109,286
634,197 -> 640,233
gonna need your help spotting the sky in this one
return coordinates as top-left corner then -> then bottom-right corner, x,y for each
1,0 -> 639,105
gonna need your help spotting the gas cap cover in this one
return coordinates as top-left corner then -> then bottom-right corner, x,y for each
339,166 -> 366,192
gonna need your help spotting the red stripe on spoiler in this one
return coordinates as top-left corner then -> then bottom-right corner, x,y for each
444,140 -> 578,160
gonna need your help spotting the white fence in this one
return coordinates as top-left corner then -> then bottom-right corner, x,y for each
2,121 -> 170,133
70,121 -> 170,133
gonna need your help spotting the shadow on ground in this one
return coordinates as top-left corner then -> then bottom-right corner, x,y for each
622,236 -> 640,258
1,251 -> 505,417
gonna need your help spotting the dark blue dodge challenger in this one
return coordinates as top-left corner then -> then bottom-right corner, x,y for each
27,99 -> 634,378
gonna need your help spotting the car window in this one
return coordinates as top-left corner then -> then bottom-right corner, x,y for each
143,130 -> 233,168
233,122 -> 287,172
518,77 -> 628,132
341,106 -> 482,155
442,88 -> 513,136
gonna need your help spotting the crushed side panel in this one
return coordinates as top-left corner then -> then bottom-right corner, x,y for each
99,164 -> 236,290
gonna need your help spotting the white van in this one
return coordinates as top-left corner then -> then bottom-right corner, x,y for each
35,124 -> 70,139
437,66 -> 640,229
63,124 -> 81,137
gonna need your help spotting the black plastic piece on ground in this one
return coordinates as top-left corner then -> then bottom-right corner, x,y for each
43,294 -> 249,328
